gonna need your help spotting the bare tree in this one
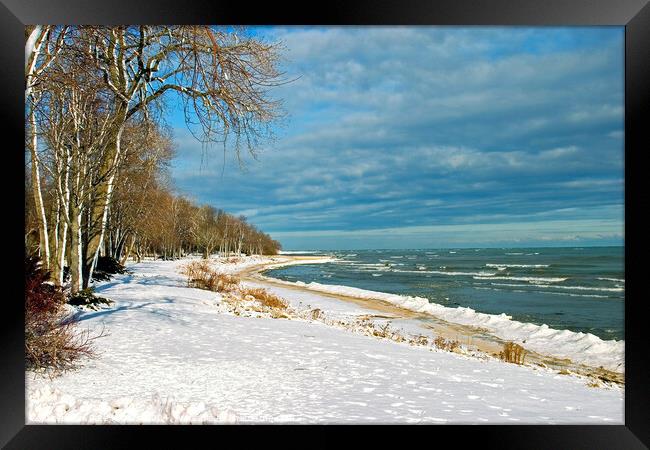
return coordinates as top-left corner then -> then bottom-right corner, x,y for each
25,26 -> 68,267
28,25 -> 285,292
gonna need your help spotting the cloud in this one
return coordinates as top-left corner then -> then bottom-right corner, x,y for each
169,26 -> 624,249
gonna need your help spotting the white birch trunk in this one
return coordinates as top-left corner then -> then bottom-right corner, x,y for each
28,105 -> 50,267
69,207 -> 83,294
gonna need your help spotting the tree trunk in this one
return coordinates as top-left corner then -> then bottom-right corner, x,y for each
49,196 -> 66,285
120,234 -> 135,265
69,206 -> 83,294
83,120 -> 126,286
55,209 -> 68,286
28,106 -> 50,267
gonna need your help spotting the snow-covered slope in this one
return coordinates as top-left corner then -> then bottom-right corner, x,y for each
258,277 -> 624,372
27,258 -> 623,424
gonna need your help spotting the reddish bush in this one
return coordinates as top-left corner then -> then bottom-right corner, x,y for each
25,256 -> 96,373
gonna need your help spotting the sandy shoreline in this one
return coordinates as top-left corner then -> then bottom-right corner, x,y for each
238,255 -> 624,386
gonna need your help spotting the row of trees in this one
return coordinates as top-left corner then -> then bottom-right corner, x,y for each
25,26 -> 284,293
104,174 -> 282,264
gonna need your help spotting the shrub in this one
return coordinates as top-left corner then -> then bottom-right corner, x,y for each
213,274 -> 240,292
500,341 -> 526,365
433,336 -> 460,352
68,287 -> 113,310
238,287 -> 288,310
409,334 -> 429,346
372,322 -> 393,338
180,261 -> 240,292
92,256 -> 128,281
25,256 -> 96,373
180,260 -> 210,285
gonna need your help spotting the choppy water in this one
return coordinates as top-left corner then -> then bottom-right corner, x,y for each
269,247 -> 624,341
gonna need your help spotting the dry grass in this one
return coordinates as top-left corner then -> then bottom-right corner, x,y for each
180,260 -> 240,293
500,341 -> 526,365
372,322 -> 393,338
239,287 -> 288,310
433,336 -> 460,352
586,379 -> 602,388
362,321 -> 405,343
408,334 -> 429,346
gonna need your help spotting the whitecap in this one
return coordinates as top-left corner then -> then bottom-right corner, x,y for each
598,277 -> 625,283
490,282 -> 623,293
486,263 -> 549,268
474,275 -> 567,283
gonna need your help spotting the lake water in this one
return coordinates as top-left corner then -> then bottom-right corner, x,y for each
267,247 -> 624,341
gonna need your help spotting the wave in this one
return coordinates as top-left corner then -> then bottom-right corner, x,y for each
598,277 -> 625,283
338,262 -> 388,268
478,286 -> 610,299
474,275 -> 567,283
485,263 -> 550,268
490,282 -> 623,293
541,291 -> 609,299
397,270 -> 498,277
259,275 -> 624,371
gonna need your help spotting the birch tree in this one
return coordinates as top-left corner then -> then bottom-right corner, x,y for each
27,25 -> 284,290
25,26 -> 68,267
28,25 -> 283,290
76,25 -> 284,286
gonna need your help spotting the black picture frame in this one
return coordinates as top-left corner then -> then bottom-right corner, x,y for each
3,0 -> 647,447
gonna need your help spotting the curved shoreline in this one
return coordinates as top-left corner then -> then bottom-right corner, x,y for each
237,255 -> 624,385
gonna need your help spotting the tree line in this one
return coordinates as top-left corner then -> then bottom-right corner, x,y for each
25,26 -> 284,294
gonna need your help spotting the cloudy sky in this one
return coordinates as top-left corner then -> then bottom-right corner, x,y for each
169,26 -> 624,250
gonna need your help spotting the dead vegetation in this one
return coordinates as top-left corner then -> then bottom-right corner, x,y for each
500,341 -> 526,365
238,287 -> 288,310
433,336 -> 461,352
180,261 -> 292,319
181,260 -> 240,292
410,334 -> 429,346
25,256 -> 103,374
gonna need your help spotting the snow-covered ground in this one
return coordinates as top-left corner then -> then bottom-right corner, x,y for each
26,257 -> 624,424
256,263 -> 624,372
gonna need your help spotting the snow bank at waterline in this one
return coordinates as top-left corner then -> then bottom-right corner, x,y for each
259,276 -> 624,372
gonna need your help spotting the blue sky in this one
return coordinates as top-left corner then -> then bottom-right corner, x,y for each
168,27 -> 624,250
